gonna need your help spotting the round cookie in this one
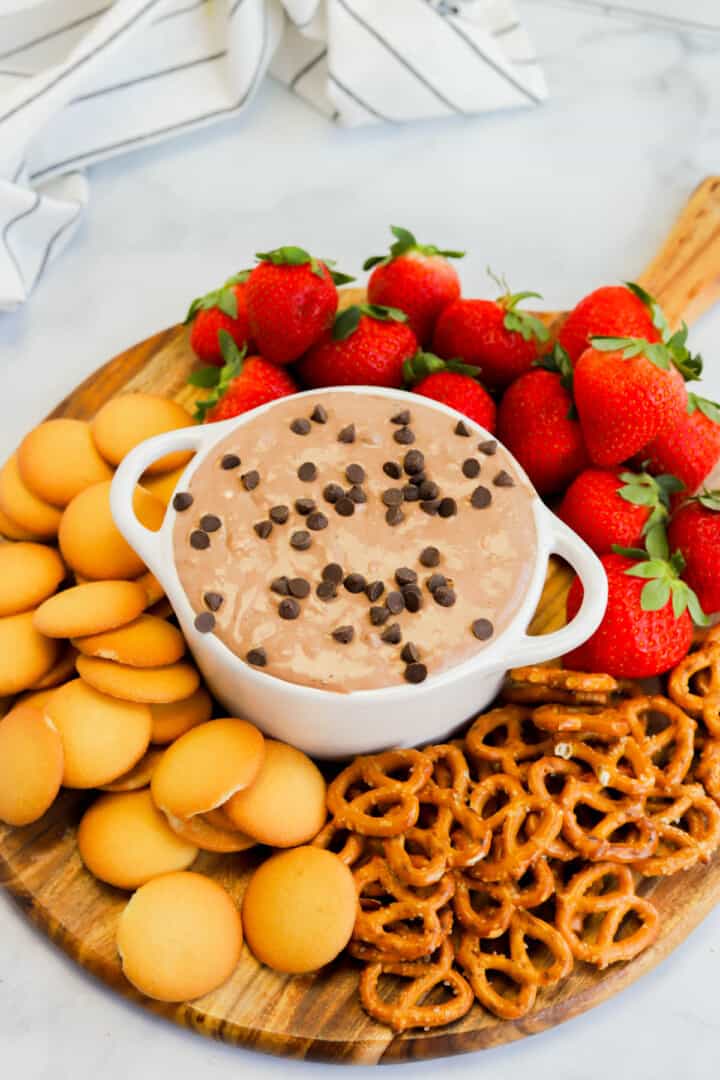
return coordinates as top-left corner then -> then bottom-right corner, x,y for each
164,811 -> 255,854
34,580 -> 147,638
100,747 -> 165,792
73,614 -> 185,667
117,871 -> 243,1002
225,741 -> 327,847
18,419 -> 113,508
91,394 -> 194,475
0,506 -> 37,541
28,645 -> 78,690
46,678 -> 151,788
150,686 -> 212,744
151,718 -> 264,819
0,611 -> 59,695
76,655 -> 200,703
141,465 -> 188,507
0,455 -> 62,539
78,790 -> 197,889
59,481 -> 164,580
242,847 -> 356,974
0,542 -> 65,616
0,703 -> 64,825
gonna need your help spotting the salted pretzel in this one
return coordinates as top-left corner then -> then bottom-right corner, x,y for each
556,863 -> 660,969
311,819 -> 366,867
533,704 -> 630,740
454,857 -> 555,940
384,787 -> 491,886
421,742 -> 471,800
702,693 -> 720,740
327,750 -> 431,837
622,695 -> 696,789
361,748 -> 434,793
696,738 -> 720,802
633,784 -> 720,876
549,735 -> 655,798
668,643 -> 720,727
353,856 -> 455,961
457,909 -> 573,1020
465,705 -> 554,779
558,777 -> 657,863
468,773 -> 563,881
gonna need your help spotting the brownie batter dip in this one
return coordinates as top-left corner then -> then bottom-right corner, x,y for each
172,391 -> 538,691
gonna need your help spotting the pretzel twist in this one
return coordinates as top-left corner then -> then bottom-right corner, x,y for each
622,696 -> 696,789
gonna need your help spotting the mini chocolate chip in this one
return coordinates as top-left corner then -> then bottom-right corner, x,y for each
418,480 -> 439,500
291,418 -> 312,435
471,486 -> 492,509
455,420 -> 471,437
409,472 -> 426,487
386,591 -> 405,615
438,497 -> 457,518
332,625 -> 354,644
204,591 -> 224,611
279,598 -> 301,620
200,514 -> 221,532
494,470 -> 515,487
298,462 -> 317,482
385,506 -> 405,526
479,439 -> 498,455
381,623 -> 402,644
288,577 -> 311,598
345,463 -> 365,485
394,426 -> 415,445
434,586 -> 456,607
402,484 -> 419,502
220,454 -> 241,470
316,580 -> 338,601
311,404 -> 328,424
246,647 -> 267,667
419,546 -> 440,568
403,450 -> 425,475
427,573 -> 447,593
401,642 -> 420,664
405,662 -> 427,684
348,485 -> 367,504
403,588 -> 422,613
395,567 -> 417,587
307,511 -> 328,531
383,461 -> 402,480
472,618 -> 494,641
241,470 -> 260,491
420,499 -> 440,516
254,520 -> 273,539
366,580 -> 385,602
295,498 -> 316,516
462,458 -> 481,478
391,409 -> 411,425
338,424 -> 356,443
271,576 -> 290,595
322,563 -> 343,584
382,488 -> 404,507
290,529 -> 311,550
194,611 -> 215,633
344,573 -> 367,594
269,504 -> 290,524
370,605 -> 390,626
190,530 -> 210,550
335,497 -> 355,517
323,482 -> 344,504
172,492 -> 193,512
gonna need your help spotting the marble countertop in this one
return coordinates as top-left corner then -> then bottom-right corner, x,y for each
2,3 -> 720,1077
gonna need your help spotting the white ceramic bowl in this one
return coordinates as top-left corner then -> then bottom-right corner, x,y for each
111,387 -> 607,758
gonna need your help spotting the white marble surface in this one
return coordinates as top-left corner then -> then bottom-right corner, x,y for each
2,3 -> 720,1077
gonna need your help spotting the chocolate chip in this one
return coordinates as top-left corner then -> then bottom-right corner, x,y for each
462,458 -> 481,479
394,426 -> 415,445
190,530 -> 210,550
344,573 -> 367,594
386,591 -> 405,615
455,420 -> 471,437
269,504 -> 289,524
204,591 -> 223,611
323,482 -> 344,504
391,409 -> 411,425
419,546 -> 440,568
402,484 -> 419,502
418,480 -> 439,500
200,514 -> 221,532
220,454 -> 241,470
294,498 -> 315,516
271,576 -> 290,595
322,563 -> 343,584
382,488 -> 404,507
383,461 -> 402,480
427,573 -> 447,593
471,486 -> 492,509
241,470 -> 260,491
401,642 -> 420,664
438,497 -> 457,518
385,506 -> 405,526
172,492 -> 193,512
338,424 -> 356,444
479,439 -> 497,455
366,580 -> 385,602
291,418 -> 312,435
298,462 -> 317,482
194,611 -> 215,633
395,567 -> 417,587
311,404 -> 328,424
348,485 -> 367,504
434,586 -> 456,607
345,463 -> 365,485
287,577 -> 310,599
403,587 -> 423,613
409,472 -> 426,487
370,605 -> 390,626
332,625 -> 354,644
335,497 -> 355,517
381,623 -> 402,644
316,580 -> 338,601
403,450 -> 425,476
405,662 -> 427,684
494,470 -> 515,487
247,647 -> 267,667
279,598 -> 301,620
420,499 -> 440,516
472,618 -> 494,641
290,529 -> 311,550
254,520 -> 273,539
307,511 -> 328,531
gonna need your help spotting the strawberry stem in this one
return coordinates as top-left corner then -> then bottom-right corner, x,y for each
612,522 -> 709,623
363,225 -> 465,270
184,270 -> 250,324
188,331 -> 246,422
332,303 -> 408,341
403,351 -> 481,386
616,468 -> 684,534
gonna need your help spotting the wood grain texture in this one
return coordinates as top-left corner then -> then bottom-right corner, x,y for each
3,179 -> 720,1065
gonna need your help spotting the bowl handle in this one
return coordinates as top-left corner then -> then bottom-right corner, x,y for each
505,513 -> 608,668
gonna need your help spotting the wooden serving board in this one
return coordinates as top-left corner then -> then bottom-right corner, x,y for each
2,179 -> 720,1065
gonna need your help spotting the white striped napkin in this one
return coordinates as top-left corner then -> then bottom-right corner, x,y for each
0,0 -> 545,311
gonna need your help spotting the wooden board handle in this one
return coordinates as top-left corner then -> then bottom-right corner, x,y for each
637,176 -> 720,328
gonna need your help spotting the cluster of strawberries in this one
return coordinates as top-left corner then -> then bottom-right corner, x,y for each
185,229 -> 720,680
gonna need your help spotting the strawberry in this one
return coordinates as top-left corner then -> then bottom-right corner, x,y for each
403,353 -> 496,432
642,392 -> 720,493
246,246 -> 354,366
558,467 -> 683,555
557,282 -> 661,363
496,348 -> 589,495
432,275 -> 550,390
189,331 -> 297,422
364,225 -> 463,345
297,304 -> 418,389
185,271 -> 252,365
668,491 -> 720,615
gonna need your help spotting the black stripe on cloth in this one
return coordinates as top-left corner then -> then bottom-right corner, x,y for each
71,50 -> 228,104
0,0 -> 163,126
0,69 -> 33,79
154,0 -> 208,23
12,159 -> 26,181
493,22 -> 520,37
230,0 -> 250,15
33,200 -> 84,288
335,0 -> 465,114
327,72 -> 397,124
2,192 -> 41,293
420,0 -> 541,105
290,48 -> 327,91
0,5 -> 112,63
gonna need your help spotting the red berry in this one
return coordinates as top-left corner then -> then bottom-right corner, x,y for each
669,497 -> 720,615
297,307 -> 418,389
558,469 -> 649,555
187,279 -> 252,366
642,398 -> 720,494
413,371 -> 496,432
558,284 -> 660,363
205,357 -> 297,422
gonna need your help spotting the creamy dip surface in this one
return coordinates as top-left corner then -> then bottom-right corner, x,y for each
172,391 -> 538,692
